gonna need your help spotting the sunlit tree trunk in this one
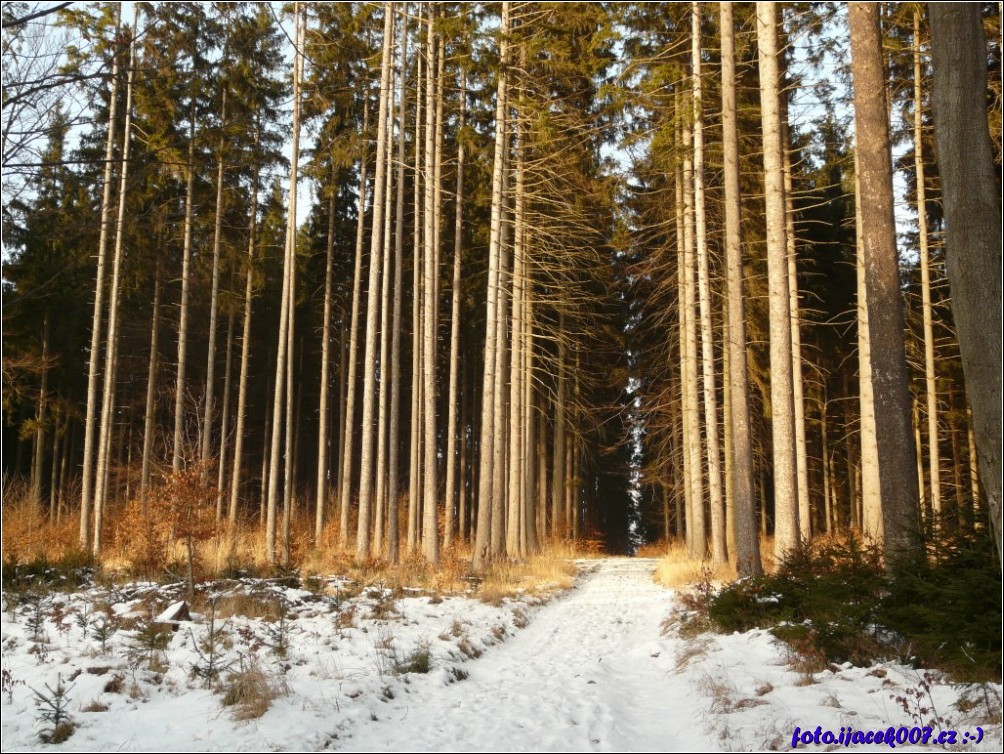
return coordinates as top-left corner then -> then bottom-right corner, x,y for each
356,3 -> 395,561
929,3 -> 1002,561
216,311 -> 234,522
375,62 -> 397,556
850,1 -> 920,557
140,262 -> 161,506
692,1 -> 725,564
914,7 -> 940,519
444,66 -> 466,551
31,312 -> 49,510
408,18 -> 424,553
855,162 -> 881,540
172,117 -> 197,472
201,91 -> 228,480
473,0 -> 511,571
387,7 -> 409,565
338,99 -> 369,547
80,9 -> 121,548
681,94 -> 704,559
228,131 -> 259,529
266,2 -> 303,563
316,159 -> 338,540
421,5 -> 440,565
757,2 -> 799,559
94,19 -> 137,555
781,101 -> 810,541
721,1 -> 762,577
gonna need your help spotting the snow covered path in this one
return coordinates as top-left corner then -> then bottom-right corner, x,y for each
344,557 -> 711,752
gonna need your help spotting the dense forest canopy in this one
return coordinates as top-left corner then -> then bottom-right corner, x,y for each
2,1 -> 1001,574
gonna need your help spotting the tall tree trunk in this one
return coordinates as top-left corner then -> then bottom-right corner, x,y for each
93,20 -> 136,554
849,2 -> 920,558
266,3 -> 303,563
928,2 -> 1002,563
228,132 -> 259,529
93,21 -> 136,555
201,91 -> 228,479
316,159 -> 338,540
31,311 -> 50,510
80,8 -> 121,548
216,311 -> 234,522
374,62 -> 397,556
692,2 -> 725,564
356,3 -> 396,561
720,1 -> 762,577
408,25 -> 424,554
338,99 -> 370,547
444,66 -> 466,551
172,116 -> 197,472
780,100 -> 810,541
387,7 -> 409,565
674,148 -> 694,552
141,262 -> 162,506
506,111 -> 527,557
913,7 -> 942,520
681,91 -> 704,559
281,7 -> 305,566
421,5 -> 440,565
757,2 -> 799,560
472,0 -> 511,571
855,162 -> 882,540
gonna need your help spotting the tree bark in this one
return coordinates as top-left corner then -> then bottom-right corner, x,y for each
80,7 -> 121,548
757,2 -> 799,560
140,262 -> 161,507
928,2 -> 1002,563
849,2 -> 920,558
356,2 -> 395,561
913,7 -> 942,519
228,128 -> 259,529
201,90 -> 228,480
721,1 -> 762,577
444,66 -> 466,551
692,1 -> 725,565
338,98 -> 370,547
472,0 -> 511,572
93,19 -> 137,554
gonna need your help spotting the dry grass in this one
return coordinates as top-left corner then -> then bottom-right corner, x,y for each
222,666 -> 287,720
673,635 -> 712,671
477,552 -> 576,604
0,488 -> 81,564
4,486 -> 585,600
636,540 -> 671,558
653,541 -> 737,588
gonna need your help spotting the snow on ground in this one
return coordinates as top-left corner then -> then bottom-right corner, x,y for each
2,558 -> 1000,752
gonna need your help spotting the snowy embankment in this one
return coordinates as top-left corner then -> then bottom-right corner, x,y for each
2,558 -> 1000,751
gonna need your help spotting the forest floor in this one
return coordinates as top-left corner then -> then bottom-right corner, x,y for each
2,557 -> 1000,751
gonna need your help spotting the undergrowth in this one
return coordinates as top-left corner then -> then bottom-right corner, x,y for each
704,528 -> 1001,682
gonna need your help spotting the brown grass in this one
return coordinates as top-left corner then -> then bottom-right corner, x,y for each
3,485 -> 587,599
652,541 -> 737,588
477,552 -> 576,604
0,487 -> 81,564
222,666 -> 287,720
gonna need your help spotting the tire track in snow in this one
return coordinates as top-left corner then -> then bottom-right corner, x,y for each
340,557 -> 713,752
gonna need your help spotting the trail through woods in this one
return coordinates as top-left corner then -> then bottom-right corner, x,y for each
345,558 -> 706,752
2,559 -> 998,752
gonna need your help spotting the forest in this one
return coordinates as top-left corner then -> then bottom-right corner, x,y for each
2,1 -> 1002,583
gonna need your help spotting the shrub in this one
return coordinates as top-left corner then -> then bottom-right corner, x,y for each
707,530 -> 1002,681
881,526 -> 1002,682
709,538 -> 887,666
